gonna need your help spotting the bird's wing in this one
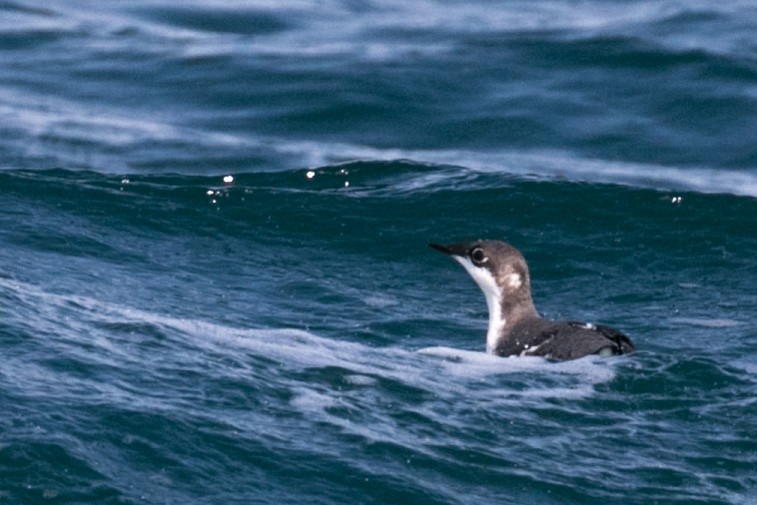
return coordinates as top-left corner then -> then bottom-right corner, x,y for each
527,321 -> 634,360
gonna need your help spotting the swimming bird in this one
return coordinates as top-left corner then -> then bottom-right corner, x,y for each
429,240 -> 635,360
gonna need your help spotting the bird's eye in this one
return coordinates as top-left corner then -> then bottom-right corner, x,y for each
470,247 -> 487,265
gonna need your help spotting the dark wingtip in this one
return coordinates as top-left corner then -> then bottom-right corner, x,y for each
428,243 -> 452,255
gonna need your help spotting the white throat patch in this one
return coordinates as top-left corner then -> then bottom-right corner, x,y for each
453,256 -> 505,354
505,273 -> 522,289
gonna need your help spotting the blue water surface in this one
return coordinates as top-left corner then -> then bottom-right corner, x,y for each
1,1 -> 756,504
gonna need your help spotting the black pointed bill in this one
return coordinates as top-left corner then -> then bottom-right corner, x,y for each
429,242 -> 470,258
428,243 -> 452,255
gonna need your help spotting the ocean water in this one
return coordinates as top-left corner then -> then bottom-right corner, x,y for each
1,1 -> 756,504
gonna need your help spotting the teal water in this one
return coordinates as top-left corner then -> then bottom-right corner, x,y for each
1,1 -> 756,504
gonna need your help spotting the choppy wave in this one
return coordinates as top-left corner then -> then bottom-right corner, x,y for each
3,0 -> 756,185
2,0 -> 757,503
2,271 -> 755,504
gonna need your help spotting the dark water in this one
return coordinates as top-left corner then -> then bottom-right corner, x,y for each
1,1 -> 756,504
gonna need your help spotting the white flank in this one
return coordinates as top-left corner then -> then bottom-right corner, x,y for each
453,256 -> 505,354
520,341 -> 544,357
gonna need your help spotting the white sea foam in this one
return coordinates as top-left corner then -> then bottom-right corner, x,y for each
4,84 -> 755,196
17,0 -> 753,65
0,277 -> 614,402
0,275 -> 628,466
670,317 -> 743,328
0,88 -> 243,148
8,86 -> 754,196
283,140 -> 757,198
418,346 -> 616,385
